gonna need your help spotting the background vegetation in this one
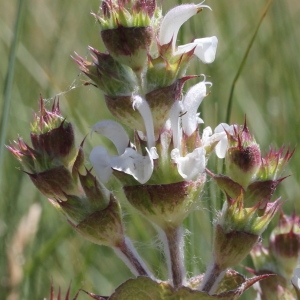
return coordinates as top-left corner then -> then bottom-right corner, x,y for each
1,0 -> 300,299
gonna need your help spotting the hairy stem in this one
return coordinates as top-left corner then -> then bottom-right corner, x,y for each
199,261 -> 225,294
114,236 -> 153,278
164,226 -> 185,288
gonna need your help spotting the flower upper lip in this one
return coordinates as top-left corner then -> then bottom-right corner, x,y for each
90,119 -> 158,185
158,2 -> 218,63
181,76 -> 212,137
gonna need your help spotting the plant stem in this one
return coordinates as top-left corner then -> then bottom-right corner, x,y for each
0,0 -> 25,184
114,236 -> 153,278
199,261 -> 225,294
164,226 -> 185,289
225,0 -> 274,124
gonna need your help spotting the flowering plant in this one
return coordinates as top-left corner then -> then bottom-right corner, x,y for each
7,0 -> 299,299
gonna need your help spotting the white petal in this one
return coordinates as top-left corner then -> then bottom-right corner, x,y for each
292,267 -> 300,288
91,120 -> 129,155
176,36 -> 218,64
213,123 -> 237,158
202,131 -> 225,149
110,147 -> 157,184
193,36 -> 218,63
182,80 -> 210,136
202,126 -> 228,157
196,113 -> 204,125
132,95 -> 155,149
202,126 -> 212,142
214,123 -> 231,133
159,3 -> 210,49
149,147 -> 159,159
171,147 -> 206,180
176,43 -> 196,55
215,136 -> 228,159
90,146 -> 113,183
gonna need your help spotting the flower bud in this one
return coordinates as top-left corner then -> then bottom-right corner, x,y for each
269,212 -> 300,280
220,191 -> 281,236
256,147 -> 294,181
211,190 -> 281,273
7,99 -> 78,198
74,49 -> 138,97
244,147 -> 293,209
208,169 -> 283,211
30,97 -> 77,166
9,99 -> 127,248
250,213 -> 300,299
225,123 -> 261,189
94,0 -> 159,72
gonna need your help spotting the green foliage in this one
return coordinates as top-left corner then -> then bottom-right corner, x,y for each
1,0 -> 300,299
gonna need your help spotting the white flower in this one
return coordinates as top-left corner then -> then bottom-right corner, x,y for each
167,79 -> 209,180
158,2 -> 218,63
202,126 -> 213,143
181,77 -> 211,136
214,123 -> 237,158
168,77 -> 210,150
176,37 -> 218,64
201,124 -> 237,158
171,147 -> 206,180
90,120 -> 158,184
292,267 -> 300,290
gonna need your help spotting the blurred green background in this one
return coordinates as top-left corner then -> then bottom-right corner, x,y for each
1,0 -> 300,299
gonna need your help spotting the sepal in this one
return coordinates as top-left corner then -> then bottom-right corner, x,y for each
101,26 -> 154,72
68,194 -> 124,247
213,225 -> 259,270
123,176 -> 205,229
